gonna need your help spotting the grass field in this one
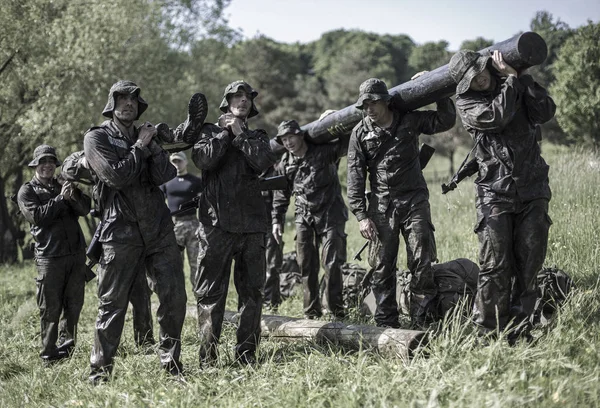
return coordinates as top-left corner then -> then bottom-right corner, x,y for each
1,144 -> 599,407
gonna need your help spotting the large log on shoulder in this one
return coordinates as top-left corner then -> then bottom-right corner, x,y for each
223,311 -> 427,359
269,31 -> 547,153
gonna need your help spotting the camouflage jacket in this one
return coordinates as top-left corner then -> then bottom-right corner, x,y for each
192,123 -> 276,233
347,98 -> 455,221
83,120 -> 176,245
272,141 -> 348,232
456,74 -> 555,206
18,176 -> 91,257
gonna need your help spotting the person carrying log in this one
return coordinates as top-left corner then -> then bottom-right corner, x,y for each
272,119 -> 349,320
192,81 -> 276,366
347,77 -> 455,328
448,50 -> 556,344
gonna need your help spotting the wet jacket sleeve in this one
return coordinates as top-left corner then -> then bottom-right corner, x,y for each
347,130 -> 368,221
17,184 -> 68,226
83,130 -> 148,189
232,129 -> 277,173
409,97 -> 456,135
457,75 -> 524,132
65,187 -> 92,217
271,163 -> 292,225
519,74 -> 556,125
146,141 -> 177,186
192,125 -> 232,170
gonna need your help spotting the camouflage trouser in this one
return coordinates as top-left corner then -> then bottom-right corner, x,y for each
35,253 -> 86,359
173,215 -> 200,285
263,231 -> 283,308
370,200 -> 437,327
195,223 -> 265,361
473,198 -> 551,335
296,222 -> 346,318
89,235 -> 186,381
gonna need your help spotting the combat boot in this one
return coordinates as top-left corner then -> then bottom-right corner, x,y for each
410,292 -> 435,329
173,93 -> 208,145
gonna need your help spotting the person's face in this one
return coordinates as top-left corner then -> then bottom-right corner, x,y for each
171,158 -> 187,173
363,99 -> 390,124
35,157 -> 57,183
280,133 -> 306,155
469,68 -> 493,92
113,93 -> 139,123
228,90 -> 252,119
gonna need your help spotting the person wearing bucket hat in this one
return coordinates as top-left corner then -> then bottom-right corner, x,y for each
160,152 -> 203,286
449,49 -> 556,344
17,145 -> 91,365
272,119 -> 349,319
347,77 -> 456,328
84,80 -> 187,383
191,80 -> 276,366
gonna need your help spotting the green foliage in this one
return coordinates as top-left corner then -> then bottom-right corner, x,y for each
550,22 -> 600,146
459,37 -> 494,52
408,40 -> 451,73
2,145 -> 600,406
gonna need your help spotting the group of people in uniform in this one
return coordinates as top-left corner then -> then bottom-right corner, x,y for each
17,48 -> 555,383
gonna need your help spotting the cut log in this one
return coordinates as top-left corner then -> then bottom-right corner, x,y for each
223,311 -> 427,359
268,31 -> 548,154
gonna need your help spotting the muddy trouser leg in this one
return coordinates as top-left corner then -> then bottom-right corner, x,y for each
371,209 -> 402,327
145,233 -> 187,371
320,224 -> 347,317
472,207 -> 514,334
35,256 -> 67,358
263,232 -> 283,307
186,221 -> 200,286
510,199 -> 551,334
57,253 -> 86,352
296,222 -> 322,318
194,224 -> 236,362
234,232 -> 266,358
129,262 -> 155,346
90,243 -> 144,380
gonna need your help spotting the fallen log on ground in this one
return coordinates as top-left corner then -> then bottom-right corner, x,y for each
223,311 -> 427,359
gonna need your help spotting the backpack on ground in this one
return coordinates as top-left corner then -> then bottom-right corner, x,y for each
319,262 -> 369,312
531,266 -> 574,327
279,251 -> 301,299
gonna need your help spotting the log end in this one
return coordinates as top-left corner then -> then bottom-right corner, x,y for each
516,32 -> 548,67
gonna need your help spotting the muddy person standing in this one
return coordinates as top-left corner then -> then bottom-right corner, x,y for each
18,145 -> 91,365
84,80 -> 206,383
192,81 -> 275,365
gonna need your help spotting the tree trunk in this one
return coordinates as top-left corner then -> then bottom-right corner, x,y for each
0,176 -> 20,264
223,311 -> 427,359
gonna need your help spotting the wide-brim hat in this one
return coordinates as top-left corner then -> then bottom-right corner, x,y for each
275,120 -> 305,144
28,144 -> 61,167
449,50 -> 492,95
219,80 -> 259,118
102,80 -> 148,120
355,78 -> 392,110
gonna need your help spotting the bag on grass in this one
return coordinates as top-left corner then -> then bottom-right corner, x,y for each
279,251 -> 301,299
531,266 -> 574,326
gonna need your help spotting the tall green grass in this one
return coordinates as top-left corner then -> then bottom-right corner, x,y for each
1,145 -> 599,407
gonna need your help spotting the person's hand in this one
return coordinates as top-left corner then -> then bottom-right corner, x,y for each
359,218 -> 378,241
272,223 -> 283,244
411,70 -> 429,80
491,50 -> 518,77
61,181 -> 74,201
138,121 -> 157,147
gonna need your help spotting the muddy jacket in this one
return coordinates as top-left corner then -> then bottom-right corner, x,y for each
456,74 -> 555,206
272,142 -> 348,230
18,176 -> 91,257
83,120 -> 176,245
192,123 -> 276,233
347,98 -> 455,221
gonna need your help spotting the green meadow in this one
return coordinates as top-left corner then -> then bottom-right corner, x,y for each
1,144 -> 599,407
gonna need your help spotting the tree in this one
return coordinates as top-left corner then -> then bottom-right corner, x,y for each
459,37 -> 494,52
550,21 -> 600,146
408,41 -> 451,73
